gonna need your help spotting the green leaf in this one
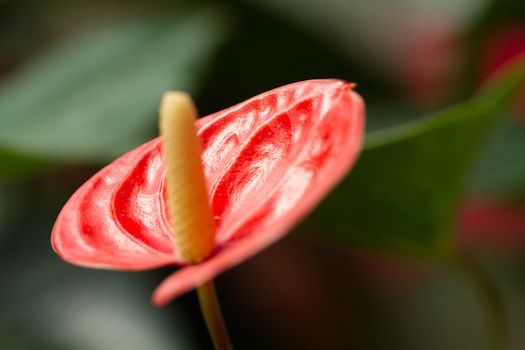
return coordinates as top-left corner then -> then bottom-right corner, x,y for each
0,6 -> 231,172
468,120 -> 525,199
308,57 -> 525,257
0,149 -> 52,179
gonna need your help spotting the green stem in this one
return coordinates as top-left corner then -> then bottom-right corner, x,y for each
458,255 -> 507,350
197,280 -> 234,350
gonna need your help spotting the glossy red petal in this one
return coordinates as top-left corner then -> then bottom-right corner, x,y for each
52,138 -> 179,269
52,79 -> 364,275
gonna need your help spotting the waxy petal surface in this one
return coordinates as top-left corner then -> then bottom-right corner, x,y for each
52,79 -> 364,299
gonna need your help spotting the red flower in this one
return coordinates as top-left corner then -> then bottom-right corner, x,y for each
460,200 -> 525,253
52,80 -> 364,306
479,22 -> 525,119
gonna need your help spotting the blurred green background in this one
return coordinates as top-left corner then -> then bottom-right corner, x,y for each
1,0 -> 525,349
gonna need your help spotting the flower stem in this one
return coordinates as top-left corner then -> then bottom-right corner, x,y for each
458,254 -> 507,350
197,280 -> 234,350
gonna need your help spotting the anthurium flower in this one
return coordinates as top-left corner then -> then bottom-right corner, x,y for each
52,79 -> 364,306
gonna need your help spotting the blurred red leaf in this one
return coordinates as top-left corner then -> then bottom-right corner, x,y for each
480,22 -> 525,119
460,200 -> 525,253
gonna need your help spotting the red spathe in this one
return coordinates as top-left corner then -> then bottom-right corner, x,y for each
52,79 -> 365,305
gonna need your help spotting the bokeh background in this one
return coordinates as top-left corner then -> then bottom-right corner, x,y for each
1,0 -> 525,349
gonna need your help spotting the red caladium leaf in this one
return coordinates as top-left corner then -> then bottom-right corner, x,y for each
52,79 -> 364,305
